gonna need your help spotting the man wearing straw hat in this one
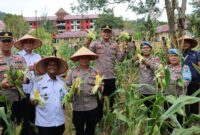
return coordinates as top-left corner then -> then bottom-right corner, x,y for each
89,25 -> 125,121
31,56 -> 68,135
66,47 -> 99,135
14,34 -> 42,135
0,32 -> 27,134
179,35 -> 200,115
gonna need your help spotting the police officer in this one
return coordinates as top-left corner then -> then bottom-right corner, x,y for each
66,47 -> 99,135
135,41 -> 160,116
14,34 -> 42,135
30,57 -> 68,135
179,35 -> 200,115
89,25 -> 125,121
0,32 -> 27,133
166,49 -> 191,96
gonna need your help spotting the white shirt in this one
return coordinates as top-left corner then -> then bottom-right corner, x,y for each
31,73 -> 67,127
19,50 -> 41,94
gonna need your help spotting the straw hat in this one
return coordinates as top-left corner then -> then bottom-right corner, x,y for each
14,34 -> 42,50
70,47 -> 98,61
178,35 -> 198,48
36,57 -> 68,75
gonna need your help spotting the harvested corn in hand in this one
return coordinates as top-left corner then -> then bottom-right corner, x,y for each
118,31 -> 129,52
86,30 -> 96,41
91,73 -> 104,94
136,53 -> 145,64
32,89 -> 45,106
5,65 -> 26,98
62,77 -> 83,105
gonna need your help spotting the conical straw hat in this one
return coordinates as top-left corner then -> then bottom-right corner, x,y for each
36,56 -> 68,75
14,34 -> 42,50
178,35 -> 198,48
70,47 -> 98,61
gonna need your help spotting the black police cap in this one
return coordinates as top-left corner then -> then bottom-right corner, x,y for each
0,32 -> 13,42
101,25 -> 112,31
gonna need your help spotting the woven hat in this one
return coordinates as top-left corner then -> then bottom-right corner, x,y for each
178,35 -> 198,48
14,34 -> 42,50
70,47 -> 98,61
36,57 -> 68,75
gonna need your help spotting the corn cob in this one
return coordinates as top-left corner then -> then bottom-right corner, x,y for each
137,53 -> 145,63
119,31 -> 129,42
91,73 -> 104,95
62,77 -> 83,105
32,89 -> 45,106
86,30 -> 96,41
5,65 -> 26,98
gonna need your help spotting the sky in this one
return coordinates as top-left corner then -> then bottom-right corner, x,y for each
0,0 -> 194,21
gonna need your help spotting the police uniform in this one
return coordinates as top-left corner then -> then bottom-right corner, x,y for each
137,56 -> 160,95
165,64 -> 191,96
0,32 -> 27,134
89,26 -> 125,121
31,73 -> 67,135
68,47 -> 99,135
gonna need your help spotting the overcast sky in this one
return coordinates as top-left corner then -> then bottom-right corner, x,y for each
0,0 -> 194,21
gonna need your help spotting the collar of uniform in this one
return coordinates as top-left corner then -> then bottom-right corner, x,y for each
101,39 -> 112,45
23,50 -> 34,56
44,73 -> 58,82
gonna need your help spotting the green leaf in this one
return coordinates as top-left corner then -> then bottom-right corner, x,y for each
171,126 -> 200,135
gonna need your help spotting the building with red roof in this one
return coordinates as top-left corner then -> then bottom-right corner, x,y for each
24,8 -> 98,39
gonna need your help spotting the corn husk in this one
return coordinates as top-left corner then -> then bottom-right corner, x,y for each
86,30 -> 96,41
62,77 -> 83,106
119,31 -> 129,42
5,65 -> 26,98
91,73 -> 104,95
137,53 -> 144,63
32,89 -> 45,106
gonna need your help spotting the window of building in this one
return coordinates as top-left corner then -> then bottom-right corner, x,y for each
77,26 -> 80,29
71,20 -> 74,24
77,20 -> 80,24
71,26 -> 74,29
90,25 -> 93,29
86,20 -> 88,23
90,19 -> 93,23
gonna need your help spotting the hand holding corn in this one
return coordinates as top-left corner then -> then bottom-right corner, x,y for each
62,77 -> 83,106
91,73 -> 104,95
32,89 -> 45,106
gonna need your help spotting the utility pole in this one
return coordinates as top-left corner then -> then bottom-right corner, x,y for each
35,10 -> 38,37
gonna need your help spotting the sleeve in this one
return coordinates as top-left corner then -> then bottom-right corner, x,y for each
89,41 -> 97,53
196,51 -> 200,62
30,79 -> 39,101
149,57 -> 160,70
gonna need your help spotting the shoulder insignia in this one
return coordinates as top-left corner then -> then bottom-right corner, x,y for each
35,76 -> 43,82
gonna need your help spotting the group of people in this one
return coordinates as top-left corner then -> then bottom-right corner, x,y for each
0,24 -> 199,135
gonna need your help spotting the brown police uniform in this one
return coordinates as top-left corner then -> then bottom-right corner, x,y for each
0,52 -> 27,101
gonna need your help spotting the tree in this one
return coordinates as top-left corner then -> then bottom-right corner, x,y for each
0,11 -> 6,20
188,0 -> 200,37
95,9 -> 124,30
29,27 -> 53,57
3,14 -> 29,39
73,0 -> 187,47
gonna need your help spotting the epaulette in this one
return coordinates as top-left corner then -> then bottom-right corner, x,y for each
35,76 -> 43,82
